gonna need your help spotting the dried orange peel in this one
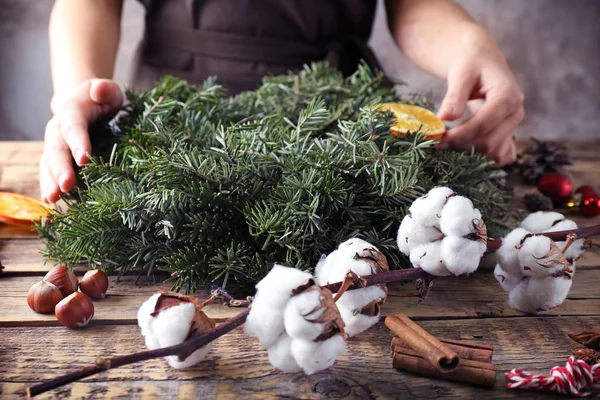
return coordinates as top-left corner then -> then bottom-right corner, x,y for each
0,192 -> 51,226
377,103 -> 446,140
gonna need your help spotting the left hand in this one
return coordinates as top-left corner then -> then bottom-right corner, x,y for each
436,32 -> 525,167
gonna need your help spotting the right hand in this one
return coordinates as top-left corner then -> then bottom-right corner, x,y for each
40,79 -> 123,203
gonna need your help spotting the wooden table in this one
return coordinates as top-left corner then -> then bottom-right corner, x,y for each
1,141 -> 600,399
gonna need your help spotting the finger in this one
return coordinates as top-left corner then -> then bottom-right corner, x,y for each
472,108 -> 523,165
56,96 -> 93,167
39,156 -> 60,203
45,118 -> 77,193
437,64 -> 479,121
444,87 -> 523,145
89,79 -> 123,116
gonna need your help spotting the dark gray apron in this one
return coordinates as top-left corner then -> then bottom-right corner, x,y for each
134,0 -> 380,94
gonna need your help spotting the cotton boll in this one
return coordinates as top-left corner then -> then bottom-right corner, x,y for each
494,264 -> 524,292
440,236 -> 486,276
410,242 -> 451,276
409,186 -> 456,227
315,240 -> 378,285
517,235 -> 570,278
439,196 -> 482,237
246,264 -> 314,348
496,228 -> 531,276
526,276 -> 573,314
290,336 -> 346,375
335,284 -> 387,319
397,215 -> 443,256
520,211 -> 565,234
337,305 -> 379,337
284,288 -> 328,341
267,333 -> 302,373
543,220 -> 586,261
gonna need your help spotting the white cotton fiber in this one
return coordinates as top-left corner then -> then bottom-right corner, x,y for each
315,238 -> 378,285
440,236 -> 486,276
335,284 -> 386,322
439,196 -> 482,237
397,215 -> 443,256
337,304 -> 379,337
496,228 -> 531,276
138,293 -> 160,339
290,335 -> 346,375
520,211 -> 565,234
526,276 -> 572,314
409,186 -> 456,227
284,288 -> 327,341
245,264 -> 314,348
507,279 -> 534,314
543,219 -> 586,261
493,264 -> 523,292
517,235 -> 566,278
409,242 -> 451,276
267,333 -> 302,373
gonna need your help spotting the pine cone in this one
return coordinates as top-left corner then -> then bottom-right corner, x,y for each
517,137 -> 573,184
523,192 -> 553,212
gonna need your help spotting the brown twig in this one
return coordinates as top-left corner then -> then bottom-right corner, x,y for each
332,271 -> 363,302
27,267 -> 433,398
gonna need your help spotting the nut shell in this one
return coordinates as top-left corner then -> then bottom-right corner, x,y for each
55,292 -> 95,329
43,265 -> 79,297
27,281 -> 63,313
80,269 -> 109,299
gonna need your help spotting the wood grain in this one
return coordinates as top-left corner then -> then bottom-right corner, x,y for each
3,268 -> 600,326
2,140 -> 600,399
2,317 -> 598,399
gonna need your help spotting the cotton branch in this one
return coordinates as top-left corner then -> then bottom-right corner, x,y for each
26,267 -> 432,398
486,224 -> 600,253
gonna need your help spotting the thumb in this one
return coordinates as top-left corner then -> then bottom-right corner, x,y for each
437,66 -> 478,121
89,79 -> 123,115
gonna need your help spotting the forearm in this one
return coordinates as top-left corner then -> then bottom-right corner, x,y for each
386,0 -> 501,79
49,0 -> 123,111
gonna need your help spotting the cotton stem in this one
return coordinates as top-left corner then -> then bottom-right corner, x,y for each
27,267 -> 432,398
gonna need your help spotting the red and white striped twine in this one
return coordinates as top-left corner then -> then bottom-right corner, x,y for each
506,356 -> 600,397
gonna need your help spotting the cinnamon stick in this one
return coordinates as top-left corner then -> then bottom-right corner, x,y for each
391,337 -> 493,363
385,313 -> 459,373
392,351 -> 496,388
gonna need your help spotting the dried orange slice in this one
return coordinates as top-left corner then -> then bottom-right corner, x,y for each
0,192 -> 51,226
378,103 -> 446,140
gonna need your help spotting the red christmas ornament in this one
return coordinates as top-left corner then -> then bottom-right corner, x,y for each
581,195 -> 600,218
537,172 -> 573,205
575,185 -> 598,199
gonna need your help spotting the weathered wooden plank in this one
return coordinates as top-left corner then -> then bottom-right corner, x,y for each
0,165 -> 42,198
0,141 -> 43,166
2,316 -> 599,399
2,267 -> 600,326
0,239 -> 50,274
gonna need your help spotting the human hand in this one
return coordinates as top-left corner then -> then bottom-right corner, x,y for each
40,79 -> 123,203
436,31 -> 524,167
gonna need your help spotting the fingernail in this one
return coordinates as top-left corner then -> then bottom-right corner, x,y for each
439,105 -> 455,118
437,141 -> 450,150
74,149 -> 85,165
57,173 -> 67,192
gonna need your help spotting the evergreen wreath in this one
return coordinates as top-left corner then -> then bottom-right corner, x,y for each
38,63 -> 516,292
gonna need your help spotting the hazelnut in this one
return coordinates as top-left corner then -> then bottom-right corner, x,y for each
80,269 -> 109,299
27,281 -> 63,313
55,292 -> 94,329
43,265 -> 79,297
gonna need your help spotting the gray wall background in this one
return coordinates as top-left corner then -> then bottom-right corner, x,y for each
1,0 -> 599,141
